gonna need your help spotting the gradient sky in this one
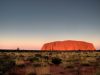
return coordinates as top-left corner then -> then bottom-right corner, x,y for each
0,0 -> 100,50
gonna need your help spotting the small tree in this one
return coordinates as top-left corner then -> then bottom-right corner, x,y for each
17,47 -> 20,50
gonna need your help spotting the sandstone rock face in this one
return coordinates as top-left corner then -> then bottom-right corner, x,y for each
41,40 -> 96,50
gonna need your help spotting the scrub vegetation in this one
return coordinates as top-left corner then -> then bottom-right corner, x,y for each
0,50 -> 100,75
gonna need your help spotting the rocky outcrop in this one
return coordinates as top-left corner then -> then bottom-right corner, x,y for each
41,40 -> 96,50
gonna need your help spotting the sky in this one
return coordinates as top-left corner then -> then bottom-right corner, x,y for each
0,0 -> 100,50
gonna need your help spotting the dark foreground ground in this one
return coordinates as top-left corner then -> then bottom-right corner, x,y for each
0,50 -> 100,75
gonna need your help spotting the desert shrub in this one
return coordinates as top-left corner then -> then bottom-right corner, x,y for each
49,53 -> 52,55
7,72 -> 19,75
42,74 -> 51,75
0,59 -> 15,75
17,64 -> 26,68
89,61 -> 98,66
42,56 -> 49,60
81,63 -> 91,66
35,54 -> 42,58
66,65 -> 74,69
27,57 -> 39,62
59,72 -> 65,74
33,63 -> 41,67
96,71 -> 100,75
51,57 -> 62,65
28,72 -> 37,75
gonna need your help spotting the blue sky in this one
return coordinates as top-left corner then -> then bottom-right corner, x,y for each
0,0 -> 100,49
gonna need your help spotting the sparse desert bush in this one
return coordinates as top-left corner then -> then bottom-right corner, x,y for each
0,58 -> 15,75
16,64 -> 26,68
27,57 -> 39,63
51,57 -> 62,65
42,74 -> 51,75
28,72 -> 37,75
42,56 -> 49,60
96,71 -> 100,75
65,65 -> 74,69
35,54 -> 42,58
33,63 -> 41,67
59,72 -> 65,74
81,63 -> 91,66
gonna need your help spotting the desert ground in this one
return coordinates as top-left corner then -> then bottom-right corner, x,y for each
0,50 -> 100,75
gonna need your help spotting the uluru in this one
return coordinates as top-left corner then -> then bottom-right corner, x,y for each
41,40 -> 96,50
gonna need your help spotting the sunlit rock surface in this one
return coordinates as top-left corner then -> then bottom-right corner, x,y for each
41,40 -> 96,50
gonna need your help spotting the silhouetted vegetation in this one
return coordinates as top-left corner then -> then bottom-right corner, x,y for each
51,57 -> 62,65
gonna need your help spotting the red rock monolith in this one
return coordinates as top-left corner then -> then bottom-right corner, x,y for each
41,40 -> 96,50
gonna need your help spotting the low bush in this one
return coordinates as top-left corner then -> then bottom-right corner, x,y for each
51,57 -> 62,65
